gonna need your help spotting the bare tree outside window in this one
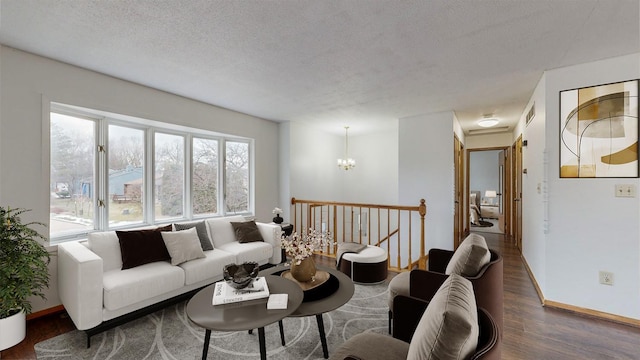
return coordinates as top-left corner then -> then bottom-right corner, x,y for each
193,137 -> 218,215
225,141 -> 249,213
155,133 -> 185,219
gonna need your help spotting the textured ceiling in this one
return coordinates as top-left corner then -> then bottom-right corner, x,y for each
0,0 -> 638,135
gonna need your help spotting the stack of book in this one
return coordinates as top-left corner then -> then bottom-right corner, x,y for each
212,277 -> 270,305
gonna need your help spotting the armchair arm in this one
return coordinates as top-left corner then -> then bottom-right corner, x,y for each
57,241 -> 104,330
427,248 -> 454,273
409,269 -> 448,302
392,295 -> 429,343
257,222 -> 282,264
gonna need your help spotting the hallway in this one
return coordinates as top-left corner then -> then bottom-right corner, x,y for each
479,231 -> 640,359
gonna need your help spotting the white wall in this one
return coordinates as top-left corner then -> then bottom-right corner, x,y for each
520,73 -> 548,293
518,53 -> 640,320
285,121 -> 399,207
0,46 -> 280,313
399,111 -> 455,251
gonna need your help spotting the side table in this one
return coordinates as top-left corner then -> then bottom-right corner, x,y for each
274,222 -> 294,263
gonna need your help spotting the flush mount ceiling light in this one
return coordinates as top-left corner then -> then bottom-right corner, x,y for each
478,116 -> 499,128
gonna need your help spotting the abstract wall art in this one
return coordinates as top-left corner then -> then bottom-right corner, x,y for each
560,79 -> 639,178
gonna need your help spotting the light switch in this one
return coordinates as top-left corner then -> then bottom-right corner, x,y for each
615,184 -> 636,198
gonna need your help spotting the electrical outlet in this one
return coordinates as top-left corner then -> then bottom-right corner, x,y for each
615,184 -> 636,198
599,271 -> 614,286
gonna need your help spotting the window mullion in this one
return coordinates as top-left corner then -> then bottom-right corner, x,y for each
97,118 -> 108,231
145,128 -> 155,223
220,139 -> 226,215
185,134 -> 193,218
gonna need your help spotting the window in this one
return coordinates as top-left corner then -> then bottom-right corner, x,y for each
50,112 -> 96,237
155,132 -> 185,220
108,125 -> 145,226
49,103 -> 253,242
192,137 -> 218,215
225,141 -> 250,213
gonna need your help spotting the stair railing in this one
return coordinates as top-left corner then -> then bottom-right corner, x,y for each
289,198 -> 427,271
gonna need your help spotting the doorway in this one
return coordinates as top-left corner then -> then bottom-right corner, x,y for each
466,148 -> 510,235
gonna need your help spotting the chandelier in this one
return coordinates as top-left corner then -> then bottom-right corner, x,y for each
337,126 -> 356,170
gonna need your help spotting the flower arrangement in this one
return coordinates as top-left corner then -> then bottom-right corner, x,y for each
281,228 -> 333,265
272,207 -> 283,216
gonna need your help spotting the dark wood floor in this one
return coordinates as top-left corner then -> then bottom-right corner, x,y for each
3,232 -> 640,359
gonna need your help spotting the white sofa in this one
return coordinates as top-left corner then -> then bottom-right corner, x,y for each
57,215 -> 281,338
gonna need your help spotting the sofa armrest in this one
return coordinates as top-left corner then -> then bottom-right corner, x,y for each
392,295 -> 429,343
257,222 -> 282,264
57,241 -> 104,330
427,248 -> 454,272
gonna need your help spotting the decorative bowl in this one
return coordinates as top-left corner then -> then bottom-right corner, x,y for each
223,262 -> 260,289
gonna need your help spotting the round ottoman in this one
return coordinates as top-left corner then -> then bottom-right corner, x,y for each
339,245 -> 388,284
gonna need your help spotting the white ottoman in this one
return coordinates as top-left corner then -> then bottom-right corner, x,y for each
338,245 -> 388,284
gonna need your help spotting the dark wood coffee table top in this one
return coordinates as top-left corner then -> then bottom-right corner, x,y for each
186,275 -> 304,332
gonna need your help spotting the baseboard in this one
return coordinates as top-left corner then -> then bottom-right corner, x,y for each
521,254 -> 640,328
26,304 -> 66,321
520,255 -> 545,304
543,300 -> 640,328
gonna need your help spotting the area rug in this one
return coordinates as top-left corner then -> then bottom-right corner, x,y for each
35,282 -> 390,359
471,220 -> 493,228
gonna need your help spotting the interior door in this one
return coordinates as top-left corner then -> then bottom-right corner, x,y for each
453,135 -> 464,248
498,150 -> 505,233
514,136 -> 523,250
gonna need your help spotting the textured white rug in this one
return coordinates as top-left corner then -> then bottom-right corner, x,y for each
35,282 -> 389,359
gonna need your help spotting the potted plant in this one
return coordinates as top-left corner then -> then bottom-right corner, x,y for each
0,207 -> 50,351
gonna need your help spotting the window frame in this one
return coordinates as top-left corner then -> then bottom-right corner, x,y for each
48,102 -> 254,243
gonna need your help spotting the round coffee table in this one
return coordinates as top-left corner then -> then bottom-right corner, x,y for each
261,264 -> 355,359
187,276 -> 304,360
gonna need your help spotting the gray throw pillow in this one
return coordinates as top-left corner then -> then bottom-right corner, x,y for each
445,233 -> 491,277
406,274 -> 479,360
174,221 -> 214,250
161,227 -> 206,265
230,220 -> 265,243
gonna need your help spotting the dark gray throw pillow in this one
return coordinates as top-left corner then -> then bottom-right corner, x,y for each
230,220 -> 265,243
174,221 -> 214,250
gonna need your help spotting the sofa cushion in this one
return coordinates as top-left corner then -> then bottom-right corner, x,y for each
87,231 -> 122,272
161,227 -> 206,265
230,220 -> 265,243
206,215 -> 246,248
179,249 -> 236,285
102,261 -> 185,311
445,233 -> 491,277
406,274 -> 478,360
216,241 -> 273,265
117,225 -> 172,269
174,221 -> 214,251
